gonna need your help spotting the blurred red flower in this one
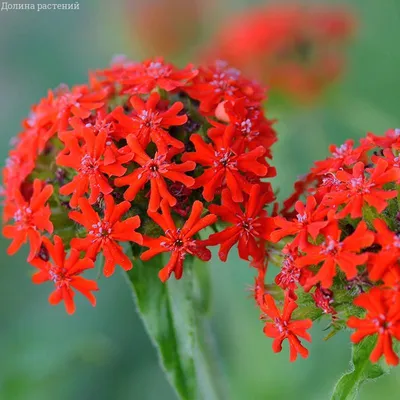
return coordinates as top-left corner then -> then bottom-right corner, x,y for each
203,4 -> 356,102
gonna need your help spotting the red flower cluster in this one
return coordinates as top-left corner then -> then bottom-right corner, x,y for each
1,57 -> 277,314
257,128 -> 400,365
202,4 -> 355,102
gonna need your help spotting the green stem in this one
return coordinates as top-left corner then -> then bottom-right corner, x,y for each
125,247 -> 225,400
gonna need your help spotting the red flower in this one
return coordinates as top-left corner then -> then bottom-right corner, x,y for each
270,196 -> 328,250
296,220 -> 374,288
115,135 -> 195,211
120,57 -> 198,94
57,122 -> 127,207
202,5 -> 355,102
207,185 -> 274,262
312,140 -> 368,175
141,200 -> 217,282
348,288 -> 400,366
69,196 -> 142,277
55,84 -> 107,130
368,219 -> 400,281
30,236 -> 98,314
312,286 -> 336,315
3,179 -> 53,261
275,245 -> 312,300
364,128 -> 400,150
323,159 -> 400,218
112,92 -> 187,152
261,294 -> 312,362
182,125 -> 272,202
186,60 -> 265,113
213,98 -> 277,154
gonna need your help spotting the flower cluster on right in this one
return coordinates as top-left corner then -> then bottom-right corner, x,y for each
257,128 -> 400,365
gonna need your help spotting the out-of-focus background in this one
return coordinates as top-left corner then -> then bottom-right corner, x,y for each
1,0 -> 400,399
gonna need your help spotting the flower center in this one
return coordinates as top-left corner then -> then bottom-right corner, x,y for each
13,206 -> 33,229
49,266 -> 71,288
80,154 -> 99,174
214,149 -> 237,169
320,237 -> 342,256
296,212 -> 307,223
141,154 -> 168,178
89,221 -> 112,241
373,314 -> 392,334
139,110 -> 162,129
274,317 -> 289,334
146,62 -> 172,79
162,229 -> 195,256
332,143 -> 350,159
348,176 -> 373,194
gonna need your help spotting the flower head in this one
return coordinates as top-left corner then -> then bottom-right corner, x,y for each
2,57 -> 277,315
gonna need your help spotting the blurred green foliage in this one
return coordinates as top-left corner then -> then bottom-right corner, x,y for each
1,0 -> 400,399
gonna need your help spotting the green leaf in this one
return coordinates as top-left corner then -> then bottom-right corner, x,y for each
331,336 -> 389,400
125,254 -> 223,400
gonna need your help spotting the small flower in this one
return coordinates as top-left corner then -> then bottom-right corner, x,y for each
270,196 -> 328,250
296,220 -> 374,288
57,123 -> 127,207
348,288 -> 400,366
115,135 -> 195,211
207,185 -> 274,262
186,60 -> 265,113
323,159 -> 400,219
261,294 -> 312,362
69,195 -> 142,277
3,179 -> 53,261
30,236 -> 98,315
141,200 -> 217,282
112,92 -> 187,152
368,219 -> 400,281
182,125 -> 272,202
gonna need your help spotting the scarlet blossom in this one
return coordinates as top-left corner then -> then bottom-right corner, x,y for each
118,57 -> 198,94
112,92 -> 187,152
186,60 -> 265,113
202,4 -> 355,102
323,159 -> 400,219
348,288 -> 400,366
261,293 -> 312,362
141,200 -> 217,282
364,128 -> 400,150
207,185 -> 274,262
270,195 -> 328,250
30,236 -> 98,314
296,220 -> 374,288
311,139 -> 368,175
2,179 -> 53,261
57,121 -> 127,207
115,135 -> 195,211
275,245 -> 312,300
213,98 -> 277,155
55,84 -> 107,130
69,196 -> 142,277
368,219 -> 400,281
312,286 -> 336,315
182,125 -> 273,202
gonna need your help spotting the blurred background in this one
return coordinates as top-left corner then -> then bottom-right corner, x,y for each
1,0 -> 400,399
